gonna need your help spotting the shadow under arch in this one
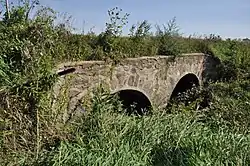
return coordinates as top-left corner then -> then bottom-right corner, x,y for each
169,73 -> 200,105
112,89 -> 152,116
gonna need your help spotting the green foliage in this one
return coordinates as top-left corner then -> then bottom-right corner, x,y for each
32,87 -> 250,166
129,20 -> 152,40
205,81 -> 250,131
94,7 -> 130,60
2,0 -> 40,24
155,17 -> 182,55
211,39 -> 250,81
0,1 -> 250,165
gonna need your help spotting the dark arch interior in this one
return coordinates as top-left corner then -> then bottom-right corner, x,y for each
115,90 -> 151,115
170,73 -> 200,102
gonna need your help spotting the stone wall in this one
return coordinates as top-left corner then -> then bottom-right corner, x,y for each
53,53 -> 218,118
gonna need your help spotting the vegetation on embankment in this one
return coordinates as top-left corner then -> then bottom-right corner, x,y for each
0,1 -> 250,165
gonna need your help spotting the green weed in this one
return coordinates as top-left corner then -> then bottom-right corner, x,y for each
0,1 -> 250,165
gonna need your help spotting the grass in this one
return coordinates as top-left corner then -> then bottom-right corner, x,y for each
0,1 -> 250,165
15,85 -> 247,166
32,91 -> 250,166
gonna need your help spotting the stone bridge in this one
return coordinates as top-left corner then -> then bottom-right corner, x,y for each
53,53 -> 219,118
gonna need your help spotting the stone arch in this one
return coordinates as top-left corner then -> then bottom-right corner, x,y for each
170,73 -> 200,101
112,88 -> 152,115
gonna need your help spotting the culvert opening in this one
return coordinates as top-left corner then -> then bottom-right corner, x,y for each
115,89 -> 152,116
169,73 -> 200,106
57,67 -> 76,76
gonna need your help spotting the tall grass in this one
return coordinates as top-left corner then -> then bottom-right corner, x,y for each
33,87 -> 250,166
0,1 -> 250,165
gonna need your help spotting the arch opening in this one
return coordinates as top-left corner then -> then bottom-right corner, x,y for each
169,73 -> 200,105
114,89 -> 152,116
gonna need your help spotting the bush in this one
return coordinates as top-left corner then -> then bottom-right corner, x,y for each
1,1 -> 250,165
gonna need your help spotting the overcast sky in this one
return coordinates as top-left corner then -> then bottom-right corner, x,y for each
35,0 -> 249,38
